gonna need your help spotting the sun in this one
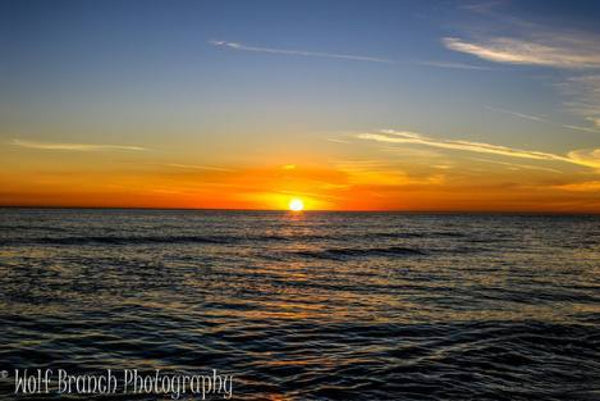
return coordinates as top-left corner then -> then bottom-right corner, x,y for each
289,198 -> 304,212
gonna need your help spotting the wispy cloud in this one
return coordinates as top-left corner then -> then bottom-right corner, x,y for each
326,138 -> 351,144
210,40 -> 490,70
334,159 -> 445,187
359,130 -> 568,162
561,124 -> 600,134
470,157 -> 563,174
166,163 -> 235,172
589,117 -> 600,128
566,148 -> 600,169
443,36 -> 600,69
210,40 -> 394,64
459,0 -> 507,14
444,25 -> 600,129
417,60 -> 494,71
485,105 -> 600,134
12,139 -> 147,152
485,106 -> 544,122
559,75 -> 600,126
357,129 -> 600,169
554,180 -> 600,192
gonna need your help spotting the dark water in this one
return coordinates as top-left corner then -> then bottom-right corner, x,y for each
1,209 -> 599,400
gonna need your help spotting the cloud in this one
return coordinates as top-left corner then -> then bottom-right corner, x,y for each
469,157 -> 563,174
459,1 -> 507,13
561,124 -> 600,134
358,130 -> 568,162
326,138 -> 351,144
357,129 -> 600,169
417,60 -> 494,71
443,19 -> 600,129
566,148 -> 600,169
334,159 -> 445,187
554,180 -> 600,192
166,163 -> 235,172
210,40 -> 490,70
560,75 -> 600,125
588,117 -> 600,128
485,105 -> 600,134
210,40 -> 394,64
443,36 -> 600,69
485,106 -> 544,122
12,139 -> 147,152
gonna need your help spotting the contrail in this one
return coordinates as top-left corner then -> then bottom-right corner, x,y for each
209,40 -> 394,64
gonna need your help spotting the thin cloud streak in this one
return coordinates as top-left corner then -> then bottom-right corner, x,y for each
326,138 -> 351,144
562,124 -> 600,134
210,40 -> 394,64
357,129 -> 600,169
470,157 -> 563,174
560,75 -> 600,126
417,60 -> 494,71
485,105 -> 600,134
210,40 -> 490,70
12,139 -> 147,152
485,106 -> 544,122
166,163 -> 236,172
554,180 -> 600,192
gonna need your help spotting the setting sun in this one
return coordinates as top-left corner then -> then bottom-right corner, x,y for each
289,198 -> 304,212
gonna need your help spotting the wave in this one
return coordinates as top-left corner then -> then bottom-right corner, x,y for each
294,246 -> 427,260
0,224 -> 68,232
365,232 -> 426,239
0,230 -> 504,248
0,235 -> 232,246
0,233 -> 332,246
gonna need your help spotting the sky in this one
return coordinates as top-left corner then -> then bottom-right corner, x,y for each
2,0 -> 600,211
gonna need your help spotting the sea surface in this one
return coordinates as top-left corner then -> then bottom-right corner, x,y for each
1,209 -> 599,400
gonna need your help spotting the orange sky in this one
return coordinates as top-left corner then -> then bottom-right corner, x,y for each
2,149 -> 600,212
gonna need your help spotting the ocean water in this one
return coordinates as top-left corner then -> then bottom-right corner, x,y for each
0,209 -> 599,400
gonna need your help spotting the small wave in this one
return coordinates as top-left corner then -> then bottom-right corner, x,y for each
431,231 -> 469,238
294,246 -> 427,260
365,232 -> 425,239
0,233 -> 332,247
0,225 -> 67,232
2,235 -> 233,246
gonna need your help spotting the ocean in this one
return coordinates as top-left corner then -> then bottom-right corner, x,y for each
0,209 -> 599,400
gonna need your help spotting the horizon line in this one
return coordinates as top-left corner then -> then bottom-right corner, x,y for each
1,205 -> 599,216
